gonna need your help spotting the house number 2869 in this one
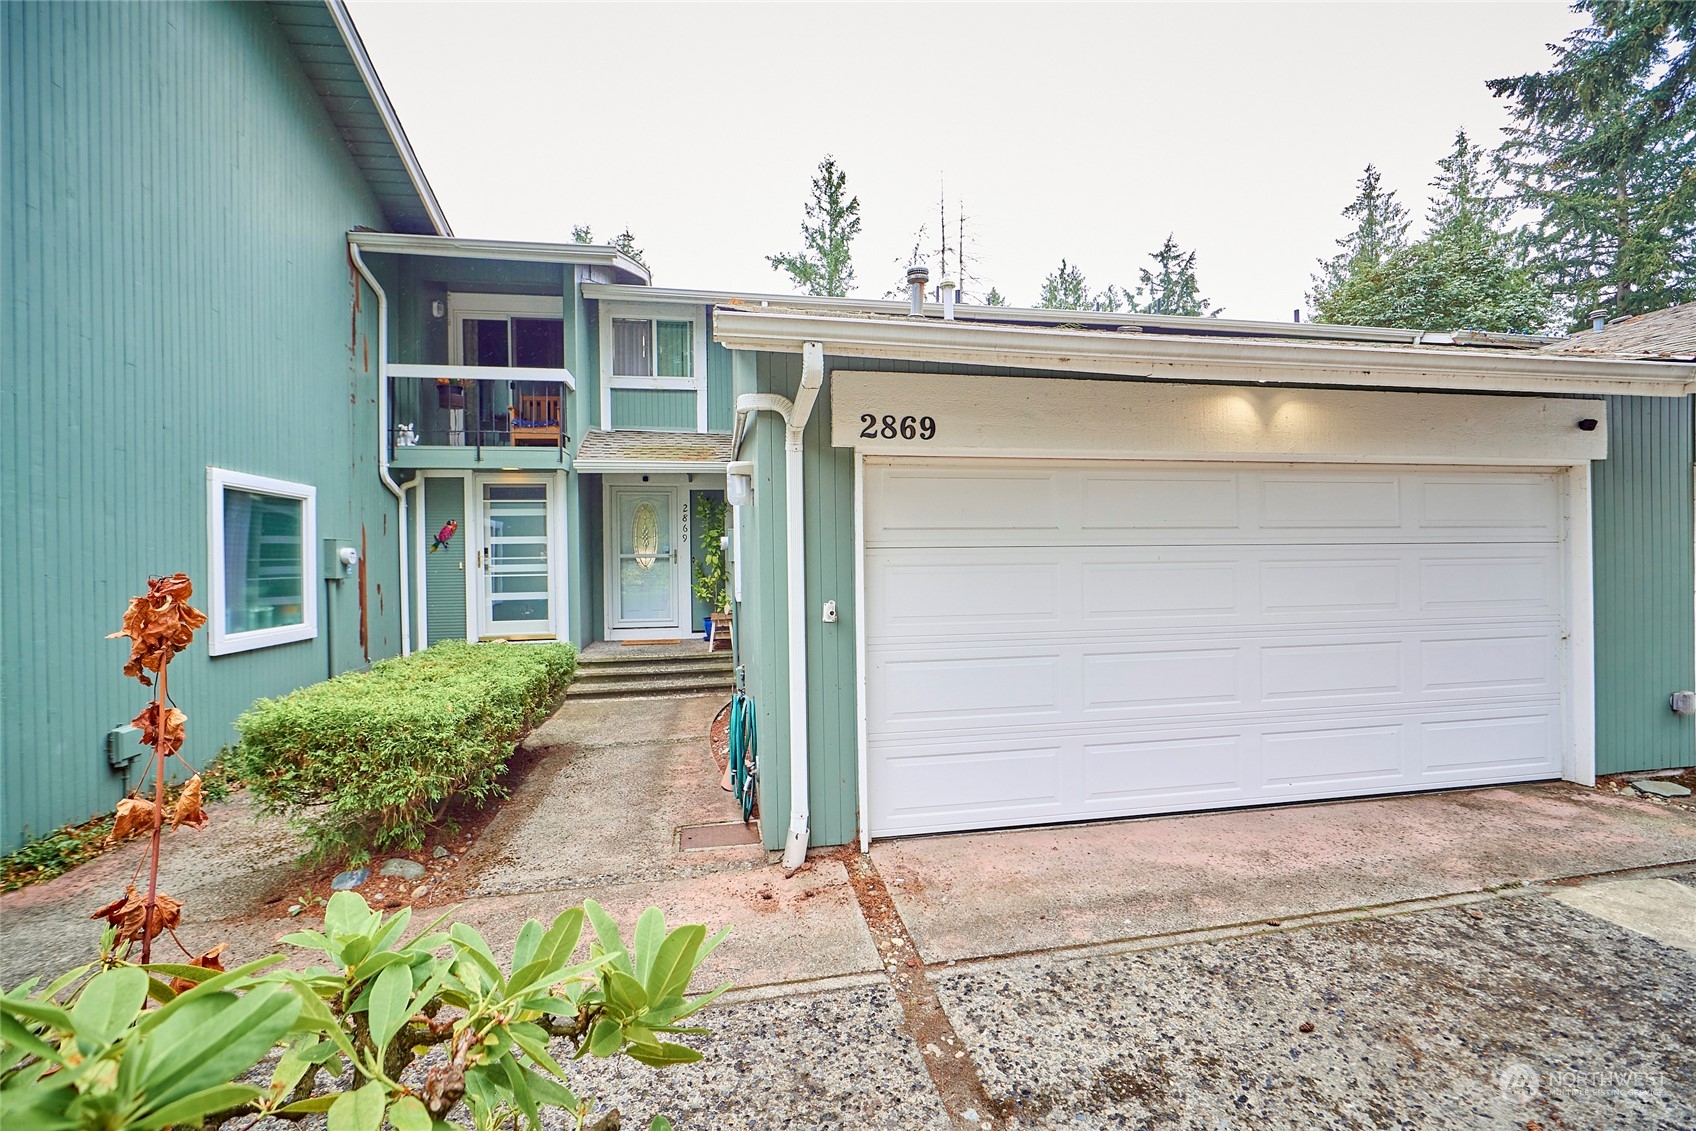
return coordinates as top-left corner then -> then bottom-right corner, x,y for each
859,414 -> 937,440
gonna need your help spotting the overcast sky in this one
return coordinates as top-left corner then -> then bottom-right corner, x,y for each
346,1 -> 1584,321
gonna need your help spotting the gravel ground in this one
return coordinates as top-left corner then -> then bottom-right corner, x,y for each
936,894 -> 1695,1130
554,983 -> 953,1130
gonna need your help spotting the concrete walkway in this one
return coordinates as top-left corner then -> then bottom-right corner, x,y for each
3,689 -> 1693,1129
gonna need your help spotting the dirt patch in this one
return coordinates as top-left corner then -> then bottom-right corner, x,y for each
1595,766 -> 1696,812
264,740 -> 558,920
835,846 -> 1009,1129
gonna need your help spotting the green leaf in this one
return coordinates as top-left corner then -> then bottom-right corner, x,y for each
506,1021 -> 567,1079
512,919 -> 544,971
536,907 -> 584,970
624,1040 -> 703,1067
0,1011 -> 63,1064
632,907 -> 665,985
668,981 -> 732,1025
327,1080 -> 388,1131
0,992 -> 73,1032
643,924 -> 705,1003
602,970 -> 648,1020
273,1093 -> 341,1114
371,906 -> 413,953
133,955 -> 285,1034
583,900 -> 632,976
388,1095 -> 433,1131
650,1117 -> 675,1131
324,890 -> 378,942
698,925 -> 731,964
134,982 -> 302,1111
519,1067 -> 578,1110
70,967 -> 148,1046
278,929 -> 336,953
586,1017 -> 622,1058
497,1050 -> 541,1130
135,1083 -> 262,1131
367,961 -> 413,1051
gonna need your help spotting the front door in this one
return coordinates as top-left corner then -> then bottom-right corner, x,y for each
476,479 -> 555,638
609,486 -> 683,633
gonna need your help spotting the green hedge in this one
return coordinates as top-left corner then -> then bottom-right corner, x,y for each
233,640 -> 576,863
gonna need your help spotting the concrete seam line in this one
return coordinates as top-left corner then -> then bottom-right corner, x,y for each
838,848 -> 1008,1130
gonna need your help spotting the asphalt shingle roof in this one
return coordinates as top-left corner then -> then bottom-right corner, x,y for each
575,430 -> 733,464
1538,303 -> 1696,361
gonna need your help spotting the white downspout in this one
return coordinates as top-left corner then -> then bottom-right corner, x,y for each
781,342 -> 824,872
348,238 -> 412,656
730,343 -> 824,875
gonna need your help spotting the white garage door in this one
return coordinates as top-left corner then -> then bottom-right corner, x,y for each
863,460 -> 1569,837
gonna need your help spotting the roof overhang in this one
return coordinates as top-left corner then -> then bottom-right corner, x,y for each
574,460 -> 730,475
346,232 -> 650,284
713,309 -> 1696,398
269,1 -> 449,235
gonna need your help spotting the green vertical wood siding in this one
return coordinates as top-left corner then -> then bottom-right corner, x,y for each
423,477 -> 468,644
1592,395 -> 1696,773
611,389 -> 696,431
2,1 -> 400,849
707,341 -> 734,432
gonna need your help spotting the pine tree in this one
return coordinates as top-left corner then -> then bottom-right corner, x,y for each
1314,132 -> 1554,332
983,287 -> 1009,307
610,227 -> 647,270
767,156 -> 863,298
1307,165 -> 1411,314
1037,259 -> 1094,310
1125,234 -> 1219,317
571,224 -> 594,244
1489,0 -> 1696,321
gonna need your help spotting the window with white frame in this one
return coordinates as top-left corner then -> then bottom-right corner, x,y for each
600,303 -> 708,432
206,468 -> 317,656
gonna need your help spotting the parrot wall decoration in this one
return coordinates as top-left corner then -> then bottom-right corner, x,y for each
430,519 -> 458,553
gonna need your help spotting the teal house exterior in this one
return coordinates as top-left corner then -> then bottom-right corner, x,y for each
5,1 -> 1692,859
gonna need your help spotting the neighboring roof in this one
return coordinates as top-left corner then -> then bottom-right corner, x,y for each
267,1 -> 449,236
347,233 -> 650,285
574,430 -> 732,473
581,283 -> 1569,349
711,307 -> 1696,399
1538,303 -> 1696,361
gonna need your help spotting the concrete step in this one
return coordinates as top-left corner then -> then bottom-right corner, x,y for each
575,659 -> 733,680
577,650 -> 731,668
566,672 -> 733,699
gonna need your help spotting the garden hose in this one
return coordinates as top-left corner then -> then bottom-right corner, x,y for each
728,689 -> 757,823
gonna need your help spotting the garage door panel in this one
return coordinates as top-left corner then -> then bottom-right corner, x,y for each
1259,475 -> 1403,528
1081,648 -> 1242,710
863,460 -> 1569,838
873,653 -> 1062,724
1082,734 -> 1248,804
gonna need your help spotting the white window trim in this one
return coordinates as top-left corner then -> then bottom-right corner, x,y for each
599,302 -> 708,432
206,468 -> 318,657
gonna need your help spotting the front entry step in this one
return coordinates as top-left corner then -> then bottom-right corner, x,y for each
569,646 -> 733,700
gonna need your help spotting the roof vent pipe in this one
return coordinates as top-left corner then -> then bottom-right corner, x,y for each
940,279 -> 956,321
906,265 -> 929,316
1588,309 -> 1608,332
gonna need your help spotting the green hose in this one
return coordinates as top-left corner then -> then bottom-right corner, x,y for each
728,690 -> 757,823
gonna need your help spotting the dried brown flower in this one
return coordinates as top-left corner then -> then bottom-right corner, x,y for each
110,798 -> 159,842
170,774 -> 208,830
168,942 -> 227,994
91,885 -> 183,945
107,574 -> 207,686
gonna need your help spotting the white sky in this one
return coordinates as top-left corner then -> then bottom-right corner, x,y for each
347,1 -> 1584,320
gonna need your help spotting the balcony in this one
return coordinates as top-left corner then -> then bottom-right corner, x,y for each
389,364 -> 573,468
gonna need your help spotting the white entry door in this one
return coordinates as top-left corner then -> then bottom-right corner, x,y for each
863,460 -> 1570,838
476,479 -> 555,638
608,486 -> 684,634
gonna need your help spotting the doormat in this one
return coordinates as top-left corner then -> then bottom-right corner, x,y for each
621,639 -> 683,646
678,821 -> 761,850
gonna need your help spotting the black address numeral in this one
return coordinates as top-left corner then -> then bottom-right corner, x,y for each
859,412 -> 937,441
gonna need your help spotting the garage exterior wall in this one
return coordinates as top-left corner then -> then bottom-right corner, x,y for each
1591,395 -> 1696,773
729,348 -> 1694,849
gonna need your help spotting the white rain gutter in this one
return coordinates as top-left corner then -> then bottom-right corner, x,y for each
348,237 -> 412,656
730,344 -> 824,874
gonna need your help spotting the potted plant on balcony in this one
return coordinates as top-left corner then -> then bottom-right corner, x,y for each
693,496 -> 732,648
435,376 -> 465,409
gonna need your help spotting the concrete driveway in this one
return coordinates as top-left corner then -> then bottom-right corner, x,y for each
4,689 -> 1693,1130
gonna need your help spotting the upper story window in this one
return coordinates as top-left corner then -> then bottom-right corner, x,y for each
206,468 -> 317,656
600,303 -> 708,432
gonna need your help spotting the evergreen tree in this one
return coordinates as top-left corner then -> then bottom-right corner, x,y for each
983,287 -> 1009,307
1037,259 -> 1094,310
1315,132 -> 1554,332
1489,0 -> 1696,321
1125,234 -> 1219,317
570,224 -> 594,244
1307,164 -> 1411,314
610,227 -> 647,270
767,156 -> 863,297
